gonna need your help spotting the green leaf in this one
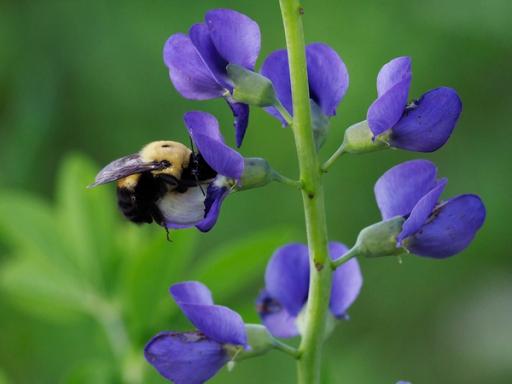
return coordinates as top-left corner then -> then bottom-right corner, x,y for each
55,154 -> 120,289
0,191 -> 73,270
192,227 -> 297,303
61,360 -> 114,384
0,369 -> 10,384
119,227 -> 198,340
0,253 -> 92,322
227,64 -> 278,107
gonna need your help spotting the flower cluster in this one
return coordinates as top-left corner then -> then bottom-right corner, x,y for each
136,5 -> 486,384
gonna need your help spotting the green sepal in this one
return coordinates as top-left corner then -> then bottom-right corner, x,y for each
225,324 -> 274,362
227,64 -> 278,107
238,157 -> 275,191
342,120 -> 390,154
354,216 -> 406,258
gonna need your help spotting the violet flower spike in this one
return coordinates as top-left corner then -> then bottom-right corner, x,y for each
145,281 -> 247,384
163,9 -> 261,146
162,111 -> 244,232
375,159 -> 486,258
257,242 -> 363,338
367,56 -> 462,152
261,43 -> 349,126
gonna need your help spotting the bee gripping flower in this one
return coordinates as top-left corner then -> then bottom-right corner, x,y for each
163,9 -> 261,147
163,111 -> 244,232
144,281 -> 247,384
374,159 -> 486,258
257,243 -> 362,338
367,56 -> 462,152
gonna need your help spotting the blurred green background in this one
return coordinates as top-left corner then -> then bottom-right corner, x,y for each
1,0 -> 510,383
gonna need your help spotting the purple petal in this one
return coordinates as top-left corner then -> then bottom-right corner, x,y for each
397,178 -> 447,244
306,43 -> 349,116
183,110 -> 224,142
261,49 -> 292,124
170,281 -> 214,306
264,243 -> 310,316
376,56 -> 412,96
328,243 -> 363,318
368,57 -> 412,136
163,34 -> 225,100
256,290 -> 299,338
226,99 -> 249,147
205,9 -> 261,70
188,23 -> 230,89
145,331 -> 228,384
374,159 -> 438,220
183,111 -> 244,179
179,303 -> 247,346
367,78 -> 411,137
405,194 -> 486,258
390,87 -> 463,152
195,184 -> 230,232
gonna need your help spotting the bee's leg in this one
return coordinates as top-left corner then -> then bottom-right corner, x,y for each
164,226 -> 172,242
198,183 -> 206,196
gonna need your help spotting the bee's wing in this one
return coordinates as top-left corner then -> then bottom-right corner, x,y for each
88,154 -> 165,188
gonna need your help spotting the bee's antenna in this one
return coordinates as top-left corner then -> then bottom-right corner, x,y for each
189,135 -> 206,196
188,135 -> 196,152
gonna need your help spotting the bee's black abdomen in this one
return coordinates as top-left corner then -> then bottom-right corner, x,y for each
117,172 -> 166,225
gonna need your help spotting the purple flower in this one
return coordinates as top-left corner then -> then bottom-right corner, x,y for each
261,43 -> 349,126
375,159 -> 486,258
163,111 -> 244,232
163,9 -> 261,147
367,56 -> 462,152
257,242 -> 362,338
145,281 -> 247,384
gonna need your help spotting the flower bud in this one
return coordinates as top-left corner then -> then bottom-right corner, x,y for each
342,120 -> 389,154
238,158 -> 275,190
227,64 -> 278,107
354,216 -> 406,258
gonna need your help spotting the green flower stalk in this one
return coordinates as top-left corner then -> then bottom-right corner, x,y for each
279,1 -> 332,382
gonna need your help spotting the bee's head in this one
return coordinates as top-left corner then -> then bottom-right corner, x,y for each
140,141 -> 193,178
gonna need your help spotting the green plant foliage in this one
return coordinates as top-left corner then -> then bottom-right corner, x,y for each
0,154 -> 298,383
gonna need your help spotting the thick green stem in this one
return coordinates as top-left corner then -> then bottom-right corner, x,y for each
279,1 -> 332,383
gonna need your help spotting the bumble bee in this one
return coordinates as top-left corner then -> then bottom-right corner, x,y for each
89,141 -> 216,227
